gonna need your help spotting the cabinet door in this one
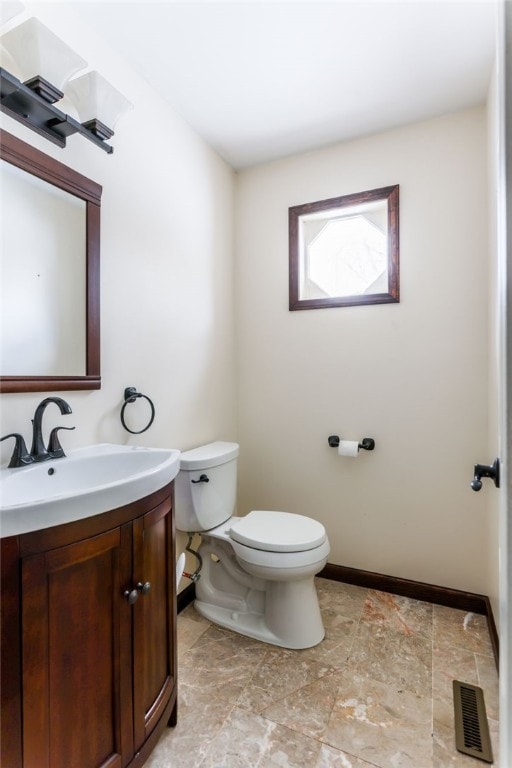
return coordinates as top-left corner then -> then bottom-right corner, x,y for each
21,525 -> 133,768
132,497 -> 176,750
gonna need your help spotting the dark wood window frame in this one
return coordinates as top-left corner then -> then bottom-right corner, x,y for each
289,184 -> 399,310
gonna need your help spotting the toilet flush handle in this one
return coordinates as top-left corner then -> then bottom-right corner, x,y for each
191,474 -> 210,484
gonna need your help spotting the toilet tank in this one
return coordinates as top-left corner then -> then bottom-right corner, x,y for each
175,441 -> 239,532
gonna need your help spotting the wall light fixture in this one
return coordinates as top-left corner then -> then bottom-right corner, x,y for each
66,71 -> 133,142
0,17 -> 132,154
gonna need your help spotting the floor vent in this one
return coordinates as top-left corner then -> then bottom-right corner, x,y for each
453,680 -> 493,763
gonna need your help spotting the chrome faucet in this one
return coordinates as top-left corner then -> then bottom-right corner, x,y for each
1,397 -> 75,468
30,397 -> 74,462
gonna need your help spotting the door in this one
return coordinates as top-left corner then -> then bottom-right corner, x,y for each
497,2 -> 511,764
132,497 -> 177,750
21,525 -> 133,768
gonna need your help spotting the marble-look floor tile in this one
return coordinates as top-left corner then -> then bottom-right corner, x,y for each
323,674 -> 433,767
433,605 -> 493,655
297,610 -> 358,665
197,706 -> 322,768
179,602 -> 211,626
476,653 -> 499,721
177,615 -> 212,660
347,620 -> 432,696
144,731 -> 210,768
173,682 -> 238,740
432,644 -> 479,727
316,578 -> 368,619
261,669 -> 345,740
180,628 -> 268,705
238,647 -> 339,714
362,590 -> 433,639
186,621 -> 242,648
149,585 -> 498,768
432,717 -> 499,767
315,743 -> 380,767
432,646 -> 499,765
144,684 -> 234,768
489,716 -> 500,765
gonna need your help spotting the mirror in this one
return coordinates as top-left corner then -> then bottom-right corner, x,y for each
289,185 -> 399,310
0,130 -> 101,392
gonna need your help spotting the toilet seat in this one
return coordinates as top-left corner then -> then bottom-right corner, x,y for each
229,510 -> 326,553
230,534 -> 330,571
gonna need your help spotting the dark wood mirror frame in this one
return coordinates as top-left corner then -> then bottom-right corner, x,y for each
289,184 -> 399,310
0,129 -> 101,393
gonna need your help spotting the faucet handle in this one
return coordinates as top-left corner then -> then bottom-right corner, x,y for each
1,433 -> 34,468
48,426 -> 75,459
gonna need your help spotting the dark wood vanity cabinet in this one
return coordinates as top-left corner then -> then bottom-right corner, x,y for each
1,483 -> 177,768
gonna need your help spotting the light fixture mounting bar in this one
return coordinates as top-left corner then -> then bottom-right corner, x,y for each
0,68 -> 113,154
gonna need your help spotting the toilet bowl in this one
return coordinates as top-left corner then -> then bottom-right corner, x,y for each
175,442 -> 330,649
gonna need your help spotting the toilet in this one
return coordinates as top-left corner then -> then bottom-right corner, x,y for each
175,441 -> 330,649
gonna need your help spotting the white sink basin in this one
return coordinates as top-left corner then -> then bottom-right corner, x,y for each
0,444 -> 181,537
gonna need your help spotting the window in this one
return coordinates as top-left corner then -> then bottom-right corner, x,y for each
289,185 -> 399,310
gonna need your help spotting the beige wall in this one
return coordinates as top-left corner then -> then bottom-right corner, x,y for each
0,4 -> 237,573
0,5 -> 498,601
235,108 -> 493,595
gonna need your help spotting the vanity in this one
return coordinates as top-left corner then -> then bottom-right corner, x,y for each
0,119 -> 180,767
1,446 -> 181,768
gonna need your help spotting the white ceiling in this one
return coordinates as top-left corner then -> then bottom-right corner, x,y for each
73,1 -> 498,169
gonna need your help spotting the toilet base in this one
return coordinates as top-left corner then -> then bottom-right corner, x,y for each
194,574 -> 325,650
191,534 -> 327,649
194,600 -> 286,646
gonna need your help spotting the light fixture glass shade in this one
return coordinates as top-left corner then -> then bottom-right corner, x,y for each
0,17 -> 87,91
65,71 -> 133,135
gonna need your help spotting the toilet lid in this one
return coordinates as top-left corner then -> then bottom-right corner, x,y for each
229,511 -> 326,553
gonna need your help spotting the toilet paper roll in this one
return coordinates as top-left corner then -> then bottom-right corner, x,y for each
176,552 -> 186,585
338,440 -> 359,457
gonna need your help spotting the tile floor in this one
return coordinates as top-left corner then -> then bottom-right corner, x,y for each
146,578 -> 499,768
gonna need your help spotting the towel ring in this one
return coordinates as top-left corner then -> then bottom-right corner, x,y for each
120,387 -> 155,434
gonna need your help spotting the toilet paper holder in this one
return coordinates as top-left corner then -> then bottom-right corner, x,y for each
328,435 -> 375,451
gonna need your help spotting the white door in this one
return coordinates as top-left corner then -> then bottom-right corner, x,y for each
498,3 -> 511,766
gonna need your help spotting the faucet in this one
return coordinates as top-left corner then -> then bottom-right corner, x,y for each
1,397 -> 75,468
30,397 -> 74,462
0,433 -> 34,468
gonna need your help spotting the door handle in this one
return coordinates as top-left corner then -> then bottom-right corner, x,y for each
470,458 -> 500,492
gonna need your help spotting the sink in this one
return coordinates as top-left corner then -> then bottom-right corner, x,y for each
0,443 -> 181,537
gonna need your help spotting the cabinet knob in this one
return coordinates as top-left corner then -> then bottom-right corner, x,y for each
124,588 -> 139,604
137,581 -> 151,596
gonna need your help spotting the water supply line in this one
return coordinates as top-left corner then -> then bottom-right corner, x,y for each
183,534 -> 202,582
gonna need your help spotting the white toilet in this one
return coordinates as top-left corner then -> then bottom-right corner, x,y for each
175,441 -> 330,649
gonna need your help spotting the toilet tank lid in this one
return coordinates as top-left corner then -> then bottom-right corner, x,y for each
180,441 -> 239,470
